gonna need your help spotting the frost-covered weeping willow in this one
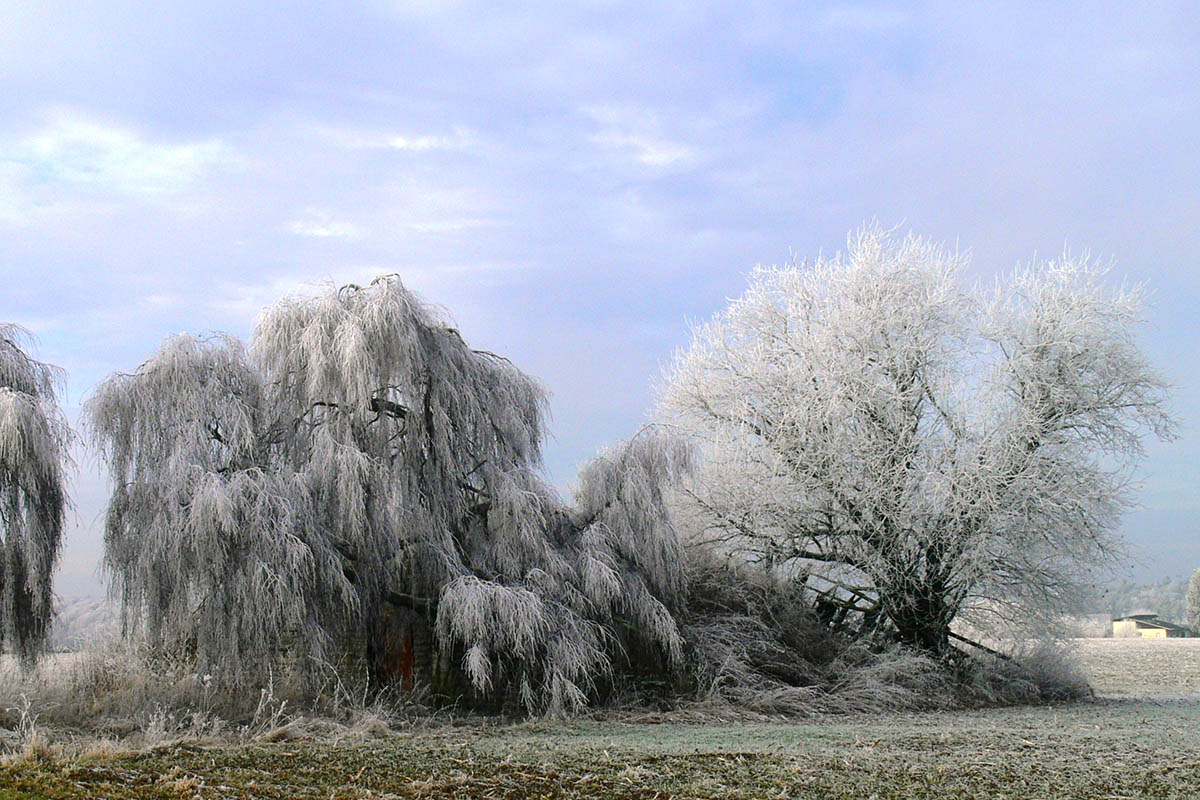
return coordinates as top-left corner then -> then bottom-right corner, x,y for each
86,277 -> 689,712
0,325 -> 69,665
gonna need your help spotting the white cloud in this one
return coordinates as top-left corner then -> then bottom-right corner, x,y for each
590,130 -> 696,167
385,179 -> 504,236
211,263 -> 527,321
387,130 -> 473,152
310,123 -> 475,153
142,294 -> 181,309
406,217 -> 498,233
284,209 -> 365,239
0,162 -> 27,224
2,315 -> 57,336
8,109 -> 226,196
210,270 -> 377,319
583,105 -> 697,168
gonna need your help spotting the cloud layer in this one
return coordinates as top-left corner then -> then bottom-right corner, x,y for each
1,1 -> 1196,594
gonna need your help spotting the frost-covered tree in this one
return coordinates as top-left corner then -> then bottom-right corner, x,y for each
661,227 -> 1175,656
86,277 -> 689,713
1188,569 -> 1200,634
0,325 -> 69,665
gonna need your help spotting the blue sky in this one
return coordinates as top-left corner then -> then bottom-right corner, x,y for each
1,1 -> 1196,595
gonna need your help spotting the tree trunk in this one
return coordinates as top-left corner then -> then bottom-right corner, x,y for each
884,589 -> 955,657
369,603 -> 435,692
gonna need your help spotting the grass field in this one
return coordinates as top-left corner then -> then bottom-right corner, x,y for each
2,639 -> 1200,798
1074,638 -> 1200,697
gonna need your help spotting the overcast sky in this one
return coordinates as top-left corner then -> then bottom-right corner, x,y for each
1,1 -> 1196,596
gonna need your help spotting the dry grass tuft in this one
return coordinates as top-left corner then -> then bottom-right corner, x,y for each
959,639 -> 1093,705
679,551 -> 956,716
0,633 -> 452,757
256,722 -> 310,743
78,738 -> 131,760
678,550 -> 1094,716
346,710 -> 396,740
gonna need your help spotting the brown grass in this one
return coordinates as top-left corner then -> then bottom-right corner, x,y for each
2,701 -> 1200,798
0,637 -> 1195,797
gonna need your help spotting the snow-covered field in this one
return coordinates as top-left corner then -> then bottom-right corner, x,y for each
1073,637 -> 1200,698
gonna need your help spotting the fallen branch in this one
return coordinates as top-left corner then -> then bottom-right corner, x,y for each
948,630 -> 1012,661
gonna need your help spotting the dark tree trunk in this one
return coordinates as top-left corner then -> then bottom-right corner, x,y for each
884,587 -> 955,658
370,599 -> 436,692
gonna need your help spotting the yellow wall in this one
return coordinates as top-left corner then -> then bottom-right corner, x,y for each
1112,620 -> 1182,638
1113,619 -> 1140,637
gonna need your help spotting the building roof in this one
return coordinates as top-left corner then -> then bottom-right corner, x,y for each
1114,614 -> 1190,632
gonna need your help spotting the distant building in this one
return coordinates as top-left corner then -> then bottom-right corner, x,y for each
1112,613 -> 1192,638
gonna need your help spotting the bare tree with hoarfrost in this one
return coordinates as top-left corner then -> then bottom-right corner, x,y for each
86,276 -> 689,713
0,325 -> 69,665
1188,569 -> 1200,634
661,227 -> 1175,656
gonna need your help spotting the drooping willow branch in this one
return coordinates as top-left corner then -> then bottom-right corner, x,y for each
87,276 -> 692,713
0,324 -> 70,666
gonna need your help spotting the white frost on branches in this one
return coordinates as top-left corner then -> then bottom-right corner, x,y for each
1187,569 -> 1200,634
0,324 -> 69,664
661,227 -> 1175,652
87,277 -> 690,713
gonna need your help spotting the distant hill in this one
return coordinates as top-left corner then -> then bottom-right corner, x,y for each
1086,575 -> 1191,626
50,595 -> 119,651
